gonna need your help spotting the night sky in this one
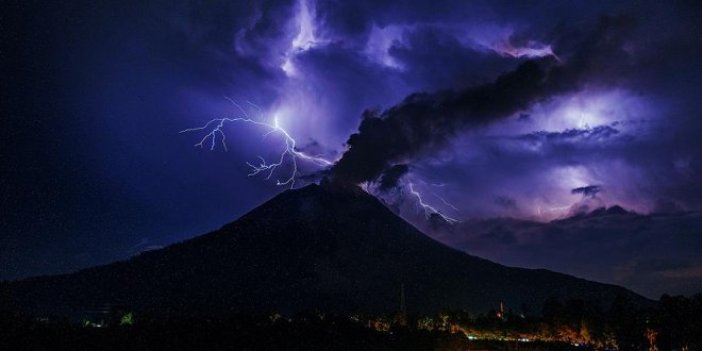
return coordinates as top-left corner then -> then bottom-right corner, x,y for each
2,0 -> 702,298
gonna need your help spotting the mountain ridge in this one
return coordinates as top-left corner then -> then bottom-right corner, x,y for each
435,206 -> 702,298
1,184 -> 650,318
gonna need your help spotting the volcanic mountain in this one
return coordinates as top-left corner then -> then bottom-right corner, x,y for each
1,183 -> 648,317
436,205 -> 702,299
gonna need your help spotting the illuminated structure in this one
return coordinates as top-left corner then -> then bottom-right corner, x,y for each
646,328 -> 658,351
496,301 -> 505,320
394,283 -> 408,327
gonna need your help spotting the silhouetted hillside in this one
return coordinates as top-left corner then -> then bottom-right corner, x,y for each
1,184 -> 649,318
436,207 -> 702,298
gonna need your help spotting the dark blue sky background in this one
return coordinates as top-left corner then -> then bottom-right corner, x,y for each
2,0 -> 701,298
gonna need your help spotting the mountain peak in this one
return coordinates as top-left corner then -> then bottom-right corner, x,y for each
3,184 -> 649,317
560,204 -> 634,222
585,204 -> 632,218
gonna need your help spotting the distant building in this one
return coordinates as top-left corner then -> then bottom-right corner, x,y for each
496,301 -> 505,320
393,283 -> 408,327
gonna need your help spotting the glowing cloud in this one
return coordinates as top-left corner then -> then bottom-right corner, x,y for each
282,0 -> 326,76
492,41 -> 558,60
364,24 -> 406,69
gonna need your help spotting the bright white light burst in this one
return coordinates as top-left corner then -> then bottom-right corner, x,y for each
180,99 -> 332,188
408,182 -> 459,224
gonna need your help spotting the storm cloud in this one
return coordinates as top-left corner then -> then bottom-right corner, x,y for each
4,0 -> 702,299
330,16 -> 637,187
572,185 -> 603,198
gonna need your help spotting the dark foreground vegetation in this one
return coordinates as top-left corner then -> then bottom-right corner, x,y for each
2,294 -> 701,351
0,311 -> 588,351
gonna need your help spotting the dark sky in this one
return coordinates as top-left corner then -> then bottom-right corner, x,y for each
2,0 -> 701,298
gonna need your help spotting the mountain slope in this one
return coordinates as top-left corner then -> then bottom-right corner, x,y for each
2,184 -> 649,317
436,208 -> 702,298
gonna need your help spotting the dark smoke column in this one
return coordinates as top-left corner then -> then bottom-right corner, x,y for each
331,58 -> 553,185
330,16 -> 634,187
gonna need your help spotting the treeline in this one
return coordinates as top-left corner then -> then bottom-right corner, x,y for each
1,294 -> 700,350
0,310 -> 572,351
418,294 -> 702,351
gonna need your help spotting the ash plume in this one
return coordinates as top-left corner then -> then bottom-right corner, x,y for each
330,16 -> 636,187
378,164 -> 409,191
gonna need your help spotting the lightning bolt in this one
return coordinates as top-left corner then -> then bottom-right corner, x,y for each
407,182 -> 459,224
183,100 -> 460,222
432,191 -> 460,212
180,99 -> 332,188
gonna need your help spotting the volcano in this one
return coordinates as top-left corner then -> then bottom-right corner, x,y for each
1,183 -> 648,317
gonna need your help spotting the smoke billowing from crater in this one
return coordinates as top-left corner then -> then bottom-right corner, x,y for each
330,16 -> 636,188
